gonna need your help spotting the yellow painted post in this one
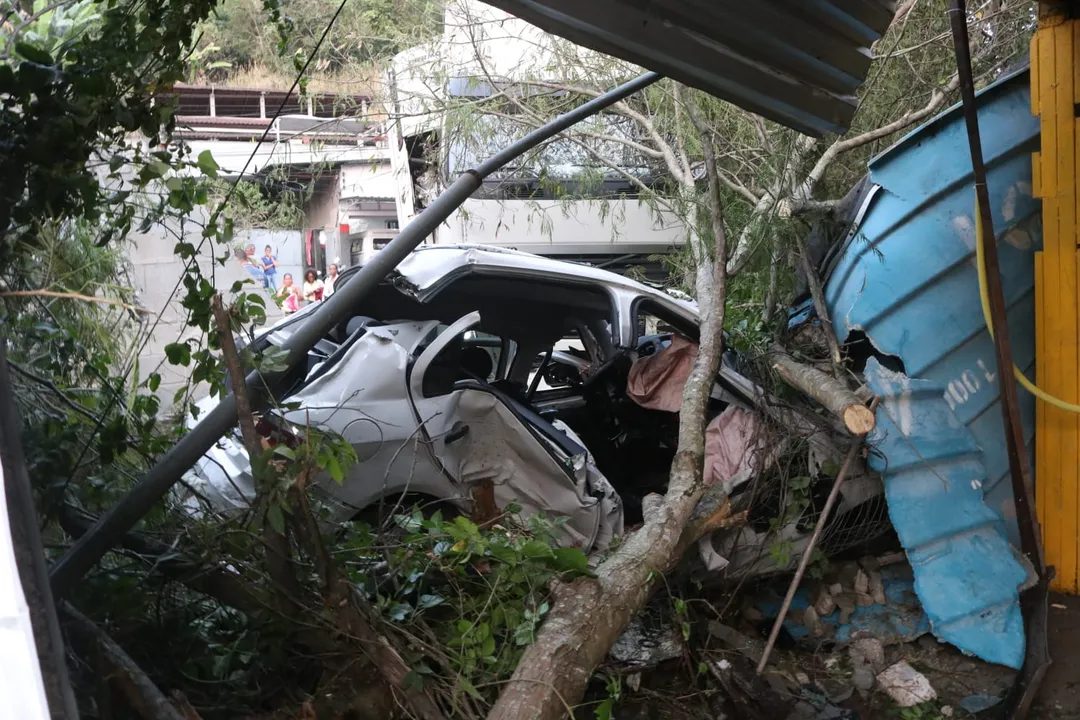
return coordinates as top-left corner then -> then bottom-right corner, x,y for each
1036,252 -> 1046,531
1031,10 -> 1080,593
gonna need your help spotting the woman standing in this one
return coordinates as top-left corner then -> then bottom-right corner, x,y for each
324,264 -> 339,297
303,269 -> 324,303
277,273 -> 301,314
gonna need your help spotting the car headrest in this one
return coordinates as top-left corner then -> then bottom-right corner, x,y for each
460,346 -> 494,381
345,315 -> 377,336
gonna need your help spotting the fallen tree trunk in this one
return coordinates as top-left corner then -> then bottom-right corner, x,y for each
487,108 -> 730,720
770,345 -> 875,436
62,603 -> 190,720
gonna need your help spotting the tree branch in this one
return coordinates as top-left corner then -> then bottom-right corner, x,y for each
519,78 -> 692,184
715,167 -> 761,206
210,295 -> 303,612
62,603 -> 190,720
487,89 -> 728,720
795,73 -> 960,200
0,289 -> 149,312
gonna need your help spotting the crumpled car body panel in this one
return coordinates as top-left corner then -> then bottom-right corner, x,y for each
184,244 -> 760,554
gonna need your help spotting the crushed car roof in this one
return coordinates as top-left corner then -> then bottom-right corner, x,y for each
381,244 -> 698,310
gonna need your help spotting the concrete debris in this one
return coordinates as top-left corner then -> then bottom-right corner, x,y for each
848,638 -> 885,671
853,569 -> 869,595
877,661 -> 936,707
851,666 -> 876,694
707,621 -> 765,664
756,563 -> 931,648
957,693 -> 1003,714
835,592 -> 856,625
813,586 -> 837,617
868,570 -> 886,605
610,615 -> 683,668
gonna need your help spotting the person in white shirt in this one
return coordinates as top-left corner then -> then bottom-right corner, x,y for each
302,269 -> 324,303
325,263 -> 339,297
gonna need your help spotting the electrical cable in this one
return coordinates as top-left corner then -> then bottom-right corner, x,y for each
975,192 -> 1080,413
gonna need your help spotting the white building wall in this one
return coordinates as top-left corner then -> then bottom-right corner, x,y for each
443,198 -> 685,254
179,140 -> 387,178
127,212 -> 298,406
340,162 -> 397,200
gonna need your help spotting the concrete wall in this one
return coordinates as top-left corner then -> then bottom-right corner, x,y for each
340,162 -> 396,200
442,198 -> 685,254
128,216 -> 300,406
179,139 -> 385,178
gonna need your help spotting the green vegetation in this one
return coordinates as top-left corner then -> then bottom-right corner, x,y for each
0,0 -> 1037,717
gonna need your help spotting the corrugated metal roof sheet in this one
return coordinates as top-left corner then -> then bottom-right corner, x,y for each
478,0 -> 896,137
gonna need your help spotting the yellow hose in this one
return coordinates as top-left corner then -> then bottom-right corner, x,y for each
975,193 -> 1080,413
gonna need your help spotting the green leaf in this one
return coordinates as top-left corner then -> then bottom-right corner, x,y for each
273,445 -> 295,460
417,594 -> 444,610
389,603 -> 411,621
594,698 -> 614,720
325,453 -> 344,484
164,342 -> 191,367
197,150 -> 220,178
147,373 -> 161,392
457,677 -> 484,702
552,547 -> 589,574
481,634 -> 496,658
258,346 -> 290,373
146,160 -> 170,178
521,539 -> 554,560
266,505 -> 285,534
15,42 -> 54,66
403,670 -> 424,691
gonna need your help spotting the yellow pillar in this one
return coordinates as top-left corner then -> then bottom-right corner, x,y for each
1031,9 -> 1080,593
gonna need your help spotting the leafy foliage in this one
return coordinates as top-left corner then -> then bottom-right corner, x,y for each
355,508 -> 590,701
194,0 -> 443,82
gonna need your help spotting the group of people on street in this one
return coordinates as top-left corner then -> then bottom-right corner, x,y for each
235,245 -> 340,315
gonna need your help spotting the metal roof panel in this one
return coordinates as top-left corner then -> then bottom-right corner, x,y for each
480,0 -> 895,136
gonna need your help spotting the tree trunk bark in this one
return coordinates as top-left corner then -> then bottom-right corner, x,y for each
770,345 -> 875,435
210,295 -> 302,608
793,233 -> 843,365
212,298 -> 445,720
487,110 -> 730,720
62,603 -> 190,720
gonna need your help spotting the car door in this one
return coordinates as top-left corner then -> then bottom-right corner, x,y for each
406,311 -> 483,476
406,311 -> 609,549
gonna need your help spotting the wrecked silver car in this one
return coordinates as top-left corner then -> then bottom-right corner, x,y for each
184,245 -> 759,551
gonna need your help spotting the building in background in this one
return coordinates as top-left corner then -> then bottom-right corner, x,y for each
385,0 -> 687,282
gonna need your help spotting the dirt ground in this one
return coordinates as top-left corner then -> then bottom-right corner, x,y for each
1030,592 -> 1080,719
